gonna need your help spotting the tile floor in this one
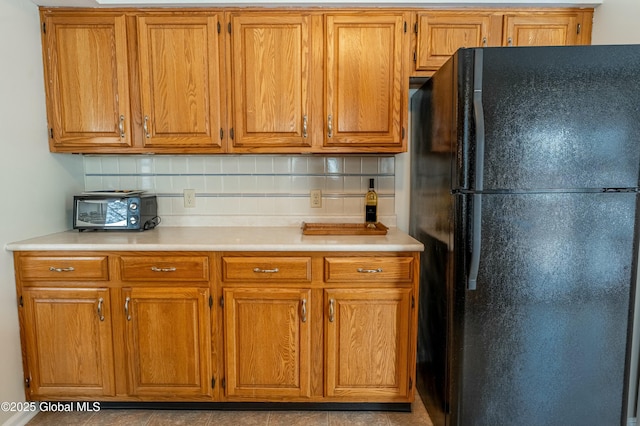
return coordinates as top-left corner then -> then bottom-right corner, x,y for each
26,393 -> 433,426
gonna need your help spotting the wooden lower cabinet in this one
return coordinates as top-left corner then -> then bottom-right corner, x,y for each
325,288 -> 412,400
15,250 -> 419,404
123,286 -> 212,398
21,287 -> 116,398
223,288 -> 311,399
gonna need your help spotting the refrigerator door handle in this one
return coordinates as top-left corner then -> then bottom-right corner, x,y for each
468,193 -> 482,290
468,49 -> 485,291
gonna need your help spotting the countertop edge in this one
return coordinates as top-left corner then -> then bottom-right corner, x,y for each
5,226 -> 425,252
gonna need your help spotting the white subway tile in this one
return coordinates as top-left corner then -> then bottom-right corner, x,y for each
101,157 -> 120,174
273,156 -> 292,174
187,156 -> 206,174
204,156 -> 223,174
291,156 -> 308,174
255,156 -> 274,174
154,157 -> 172,174
84,156 -> 102,174
361,157 -> 379,174
325,157 -> 343,174
205,175 -> 223,193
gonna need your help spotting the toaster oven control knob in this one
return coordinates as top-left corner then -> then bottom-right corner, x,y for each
129,202 -> 139,211
130,216 -> 138,225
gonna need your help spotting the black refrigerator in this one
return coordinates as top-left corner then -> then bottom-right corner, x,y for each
409,45 -> 640,426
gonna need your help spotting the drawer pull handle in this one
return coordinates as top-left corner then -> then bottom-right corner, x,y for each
97,297 -> 105,322
301,298 -> 307,323
125,296 -> 131,321
151,266 -> 177,273
328,298 -> 335,322
49,266 -> 75,272
253,267 -> 279,273
357,268 -> 383,273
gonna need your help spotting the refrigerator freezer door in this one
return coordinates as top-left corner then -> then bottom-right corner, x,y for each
453,191 -> 638,426
459,45 -> 640,192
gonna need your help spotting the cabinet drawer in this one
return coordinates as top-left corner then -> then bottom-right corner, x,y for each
324,257 -> 414,283
222,257 -> 311,282
19,256 -> 109,281
120,256 -> 209,282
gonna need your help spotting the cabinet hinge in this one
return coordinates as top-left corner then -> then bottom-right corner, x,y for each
25,377 -> 30,389
220,128 -> 224,140
228,22 -> 231,34
404,21 -> 407,33
217,21 -> 221,34
413,51 -> 417,62
229,128 -> 234,140
402,127 -> 406,140
221,378 -> 226,389
414,22 -> 418,34
209,295 -> 213,308
18,295 -> 23,308
212,377 -> 216,388
220,296 -> 224,308
42,22 -> 46,34
49,128 -> 54,139
577,23 -> 582,34
409,378 -> 413,390
411,294 -> 415,309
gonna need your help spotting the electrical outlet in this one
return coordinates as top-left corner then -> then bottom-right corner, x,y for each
184,189 -> 196,208
310,189 -> 322,208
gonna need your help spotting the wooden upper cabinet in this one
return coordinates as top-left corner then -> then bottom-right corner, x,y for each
42,14 -> 132,150
137,15 -> 224,151
22,287 -> 115,398
324,13 -> 407,151
228,13 -> 313,152
503,11 -> 589,47
412,8 -> 594,76
414,12 -> 500,72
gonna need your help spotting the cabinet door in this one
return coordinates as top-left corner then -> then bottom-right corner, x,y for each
223,288 -> 311,399
325,288 -> 412,399
42,14 -> 131,150
503,13 -> 581,46
415,12 -> 498,72
123,286 -> 212,397
325,14 -> 406,150
228,13 -> 312,151
22,287 -> 115,398
137,15 -> 224,151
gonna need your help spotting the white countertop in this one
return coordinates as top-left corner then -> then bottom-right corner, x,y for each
5,226 -> 424,252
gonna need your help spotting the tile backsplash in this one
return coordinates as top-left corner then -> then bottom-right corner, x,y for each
83,155 -> 396,227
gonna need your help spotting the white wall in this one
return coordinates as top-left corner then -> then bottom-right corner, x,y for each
0,1 -> 84,424
592,0 -> 640,44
